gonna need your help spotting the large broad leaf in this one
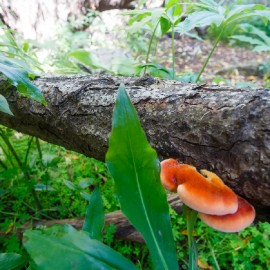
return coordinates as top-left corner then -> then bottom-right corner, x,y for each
239,23 -> 270,46
106,84 -> 178,270
0,94 -> 13,115
230,35 -> 266,46
24,225 -> 138,270
83,186 -> 104,241
231,36 -> 270,52
175,11 -> 224,34
0,56 -> 46,105
226,4 -> 257,19
0,253 -> 26,270
226,6 -> 270,25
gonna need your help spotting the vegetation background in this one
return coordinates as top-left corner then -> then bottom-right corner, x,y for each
0,0 -> 269,269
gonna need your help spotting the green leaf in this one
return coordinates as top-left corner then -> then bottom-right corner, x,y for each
63,179 -> 77,191
188,238 -> 198,270
190,0 -> 223,13
226,8 -> 270,25
175,11 -> 224,34
127,16 -> 152,34
83,186 -> 104,241
0,94 -> 13,115
239,23 -> 270,46
177,72 -> 199,83
165,0 -> 179,9
0,57 -> 46,105
106,84 -> 178,270
34,184 -> 55,191
0,253 -> 26,270
226,4 -> 257,19
256,9 -> 270,20
183,205 -> 198,270
253,45 -> 270,52
69,50 -> 100,69
230,35 -> 265,46
159,17 -> 171,35
24,225 -> 138,270
111,57 -> 137,76
199,0 -> 219,8
166,4 -> 182,25
78,178 -> 93,189
230,23 -> 270,52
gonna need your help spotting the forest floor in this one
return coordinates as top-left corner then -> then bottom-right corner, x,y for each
157,36 -> 269,88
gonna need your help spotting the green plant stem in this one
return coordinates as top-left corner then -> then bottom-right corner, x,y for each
153,37 -> 159,57
0,129 -> 42,214
35,137 -> 43,163
183,205 -> 198,270
144,19 -> 160,75
171,24 -> 175,79
24,136 -> 34,165
22,201 -> 53,220
196,25 -> 225,83
210,245 -> 221,270
0,140 -> 15,167
0,211 -> 19,216
0,158 -> 7,170
0,130 -> 23,167
186,209 -> 198,248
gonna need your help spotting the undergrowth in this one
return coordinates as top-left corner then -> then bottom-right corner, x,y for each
0,130 -> 269,269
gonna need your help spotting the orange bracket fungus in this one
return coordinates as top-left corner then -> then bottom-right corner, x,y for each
199,196 -> 256,233
160,159 -> 255,233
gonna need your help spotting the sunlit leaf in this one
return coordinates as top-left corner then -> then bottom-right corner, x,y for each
106,84 -> 178,270
0,57 -> 46,105
69,50 -> 100,69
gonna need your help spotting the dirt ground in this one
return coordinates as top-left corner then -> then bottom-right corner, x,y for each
158,36 -> 270,87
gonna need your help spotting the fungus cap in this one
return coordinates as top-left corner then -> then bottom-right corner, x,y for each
176,169 -> 238,215
199,196 -> 256,232
160,159 -> 179,192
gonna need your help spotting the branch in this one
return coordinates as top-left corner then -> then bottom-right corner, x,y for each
0,74 -> 269,221
15,194 -> 182,243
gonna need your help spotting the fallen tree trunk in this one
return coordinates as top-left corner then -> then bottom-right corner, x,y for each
16,194 -> 182,243
0,74 -> 269,221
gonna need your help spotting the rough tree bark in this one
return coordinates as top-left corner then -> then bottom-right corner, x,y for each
0,74 -> 269,221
